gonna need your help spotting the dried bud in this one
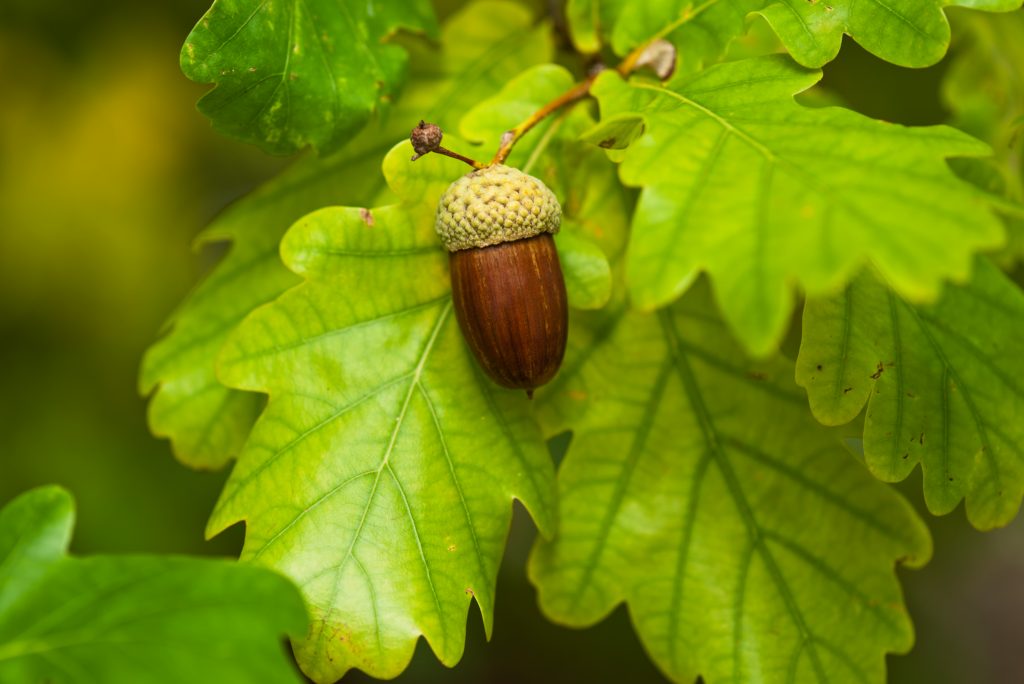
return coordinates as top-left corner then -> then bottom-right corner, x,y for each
635,39 -> 677,80
410,120 -> 443,160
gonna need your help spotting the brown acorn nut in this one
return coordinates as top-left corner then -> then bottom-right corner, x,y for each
435,164 -> 567,397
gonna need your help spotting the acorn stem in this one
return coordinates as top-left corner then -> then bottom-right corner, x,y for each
433,146 -> 487,169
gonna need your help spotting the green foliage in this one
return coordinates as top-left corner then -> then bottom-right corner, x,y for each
208,144 -> 556,682
757,0 -> 1023,68
585,55 -> 1001,355
0,486 -> 306,683
944,12 -> 1024,266
132,1 -> 1024,682
566,0 -> 1024,69
142,1 -> 556,468
797,259 -> 1024,529
531,283 -> 931,683
138,172 -> 301,469
181,0 -> 437,154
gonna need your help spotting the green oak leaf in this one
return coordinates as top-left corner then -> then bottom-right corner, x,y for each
556,228 -> 613,310
0,486 -> 306,684
530,282 -> 931,684
566,0 -> 1023,70
756,0 -> 1023,68
181,0 -> 437,155
141,1 -> 554,469
207,142 -> 556,682
943,12 -> 1024,267
796,259 -> 1024,530
586,55 -> 1002,356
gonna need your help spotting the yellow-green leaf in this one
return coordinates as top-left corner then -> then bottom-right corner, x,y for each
589,55 -> 1002,356
796,259 -> 1024,529
208,144 -> 556,682
530,282 -> 931,684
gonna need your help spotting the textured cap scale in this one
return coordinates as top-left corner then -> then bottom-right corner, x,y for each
435,165 -> 561,252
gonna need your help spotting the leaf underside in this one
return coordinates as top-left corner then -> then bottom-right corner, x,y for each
943,12 -> 1024,268
797,259 -> 1024,529
530,282 -> 931,684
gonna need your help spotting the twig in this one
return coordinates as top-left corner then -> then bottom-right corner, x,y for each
411,28 -> 684,172
489,36 -> 677,166
490,77 -> 597,165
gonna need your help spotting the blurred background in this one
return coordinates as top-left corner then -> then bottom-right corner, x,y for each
0,1 -> 1021,682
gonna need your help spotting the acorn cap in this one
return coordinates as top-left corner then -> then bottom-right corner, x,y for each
435,164 -> 561,252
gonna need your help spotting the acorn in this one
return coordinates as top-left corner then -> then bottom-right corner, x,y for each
435,164 -> 568,398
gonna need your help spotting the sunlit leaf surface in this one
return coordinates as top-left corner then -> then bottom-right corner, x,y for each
208,145 -> 556,682
586,55 -> 1001,355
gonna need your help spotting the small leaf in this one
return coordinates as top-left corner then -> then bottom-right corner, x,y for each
181,0 -> 438,154
0,486 -> 307,684
796,259 -> 1024,529
590,55 -> 1002,356
556,227 -> 613,310
579,113 -> 646,150
142,1 -> 555,468
459,64 -> 577,150
530,282 -> 931,684
208,143 -> 556,682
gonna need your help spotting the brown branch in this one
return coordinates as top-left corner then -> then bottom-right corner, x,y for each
489,77 -> 597,165
412,34 -> 680,171
489,38 -> 675,166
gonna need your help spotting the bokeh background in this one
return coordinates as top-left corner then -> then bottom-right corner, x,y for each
0,1 -> 1021,682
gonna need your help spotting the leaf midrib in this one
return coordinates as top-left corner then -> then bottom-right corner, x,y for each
313,301 -> 453,652
660,310 -> 829,682
565,346 -> 676,612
